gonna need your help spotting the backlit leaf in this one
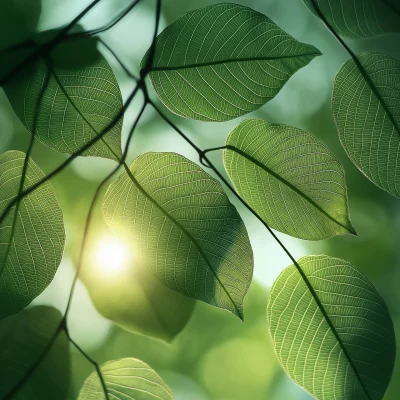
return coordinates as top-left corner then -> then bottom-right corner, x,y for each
304,0 -> 400,38
3,36 -> 122,160
78,358 -> 174,400
82,240 -> 195,342
0,151 -> 64,319
143,3 -> 321,121
103,152 -> 253,319
224,119 -> 354,240
332,52 -> 400,197
268,255 -> 396,400
0,306 -> 70,399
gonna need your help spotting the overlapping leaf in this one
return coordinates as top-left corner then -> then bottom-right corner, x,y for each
103,152 -> 253,319
3,36 -> 123,159
268,255 -> 396,400
82,241 -> 195,342
0,0 -> 41,82
223,119 -> 354,240
142,3 -> 321,121
304,0 -> 400,38
0,151 -> 64,319
333,52 -> 400,197
0,306 -> 70,399
78,358 -> 174,400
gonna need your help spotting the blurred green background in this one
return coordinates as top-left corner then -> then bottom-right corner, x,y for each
1,0 -> 400,399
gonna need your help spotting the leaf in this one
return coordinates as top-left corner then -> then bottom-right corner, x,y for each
332,52 -> 400,197
0,306 -> 70,399
82,240 -> 195,342
3,35 -> 123,160
142,3 -> 321,122
267,255 -> 396,400
304,0 -> 400,38
0,0 -> 41,50
103,152 -> 253,319
0,151 -> 65,319
223,119 -> 354,240
78,358 -> 175,400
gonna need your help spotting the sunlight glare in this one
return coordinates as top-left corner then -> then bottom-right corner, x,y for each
95,237 -> 129,275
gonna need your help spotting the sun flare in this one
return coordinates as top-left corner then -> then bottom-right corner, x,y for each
94,237 -> 130,274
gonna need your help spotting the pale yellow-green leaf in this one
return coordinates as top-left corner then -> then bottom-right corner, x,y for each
103,152 -> 253,319
268,255 -> 396,399
78,358 -> 174,400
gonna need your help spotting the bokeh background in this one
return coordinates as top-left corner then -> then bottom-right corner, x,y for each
1,0 -> 400,399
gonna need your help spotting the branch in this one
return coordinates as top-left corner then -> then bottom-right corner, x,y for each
148,99 -> 372,399
0,1 -> 161,398
0,0 -> 104,86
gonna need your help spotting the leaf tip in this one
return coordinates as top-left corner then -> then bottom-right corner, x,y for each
234,306 -> 244,322
349,227 -> 358,236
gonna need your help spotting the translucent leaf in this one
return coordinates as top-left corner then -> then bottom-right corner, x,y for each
0,151 -> 64,319
82,247 -> 195,342
142,3 -> 320,121
78,358 -> 174,400
304,0 -> 400,38
103,152 -> 253,319
268,255 -> 396,400
223,119 -> 355,240
332,52 -> 400,197
3,36 -> 122,160
0,306 -> 70,399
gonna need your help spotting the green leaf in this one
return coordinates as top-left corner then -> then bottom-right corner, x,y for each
78,358 -> 175,400
223,119 -> 354,240
142,3 -> 321,122
0,151 -> 64,319
332,52 -> 400,197
268,255 -> 396,400
304,0 -> 400,38
103,152 -> 253,319
0,0 -> 41,51
3,36 -> 122,160
82,242 -> 195,342
0,306 -> 70,399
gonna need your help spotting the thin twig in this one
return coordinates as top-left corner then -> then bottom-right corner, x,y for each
66,0 -> 143,39
98,38 -> 139,81
149,101 -> 373,400
0,0 -> 162,397
0,0 -> 104,86
0,83 -> 140,226
1,322 -> 64,399
0,70 -> 51,277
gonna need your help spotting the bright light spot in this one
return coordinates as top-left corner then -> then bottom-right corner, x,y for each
94,237 -> 129,275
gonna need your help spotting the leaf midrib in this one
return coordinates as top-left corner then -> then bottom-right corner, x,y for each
123,163 -> 243,319
225,145 -> 355,235
351,54 -> 400,139
0,200 -> 21,278
291,257 -> 373,400
148,53 -> 321,73
45,59 -> 121,162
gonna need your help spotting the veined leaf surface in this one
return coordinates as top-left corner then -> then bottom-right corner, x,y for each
223,119 -> 354,240
3,38 -> 122,160
0,306 -> 70,399
333,52 -> 400,197
103,152 -> 253,319
142,3 -> 321,121
0,151 -> 64,319
304,0 -> 400,38
268,255 -> 396,400
78,358 -> 174,400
